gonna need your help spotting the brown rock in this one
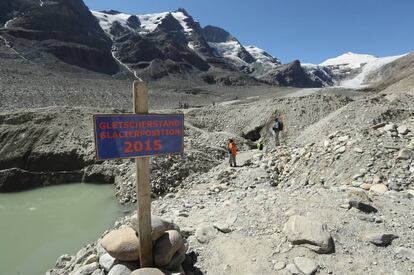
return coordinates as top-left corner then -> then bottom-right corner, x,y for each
100,228 -> 140,261
370,184 -> 388,194
131,215 -> 179,241
131,268 -> 165,275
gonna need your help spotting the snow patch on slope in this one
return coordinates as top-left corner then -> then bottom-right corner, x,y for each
208,41 -> 244,64
171,11 -> 193,33
138,12 -> 169,32
92,11 -> 133,33
245,45 -> 280,67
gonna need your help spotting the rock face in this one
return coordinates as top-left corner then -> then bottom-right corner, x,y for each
1,0 -> 118,74
283,215 -> 334,253
100,228 -> 140,261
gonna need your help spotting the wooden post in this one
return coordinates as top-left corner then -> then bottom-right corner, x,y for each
133,81 -> 153,267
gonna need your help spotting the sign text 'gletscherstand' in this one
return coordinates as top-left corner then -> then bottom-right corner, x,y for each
93,114 -> 184,160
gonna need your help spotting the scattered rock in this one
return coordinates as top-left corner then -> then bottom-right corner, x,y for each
286,263 -> 301,275
274,261 -> 286,270
83,254 -> 98,265
99,253 -> 116,272
397,125 -> 409,135
107,264 -> 135,275
384,123 -> 397,132
370,184 -> 388,194
354,147 -> 363,153
213,222 -> 232,233
365,232 -> 398,246
397,148 -> 412,160
195,224 -> 217,244
360,183 -> 372,190
283,215 -> 334,254
100,228 -> 140,261
294,257 -> 318,275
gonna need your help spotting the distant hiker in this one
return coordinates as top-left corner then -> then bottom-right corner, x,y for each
272,117 -> 283,146
227,139 -> 237,167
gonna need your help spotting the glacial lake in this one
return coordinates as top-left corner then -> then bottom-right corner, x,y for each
0,183 -> 125,275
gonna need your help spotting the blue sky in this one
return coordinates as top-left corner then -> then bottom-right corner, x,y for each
84,0 -> 414,64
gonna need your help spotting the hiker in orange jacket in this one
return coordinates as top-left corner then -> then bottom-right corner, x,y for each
227,139 -> 237,167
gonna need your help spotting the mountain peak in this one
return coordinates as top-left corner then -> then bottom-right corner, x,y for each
320,52 -> 377,68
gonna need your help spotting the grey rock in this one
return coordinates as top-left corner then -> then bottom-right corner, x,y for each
274,261 -> 286,270
213,222 -> 232,233
286,263 -> 301,274
195,224 -> 217,244
397,148 -> 412,160
294,257 -> 318,275
99,253 -> 116,271
397,125 -> 409,135
283,215 -> 334,254
348,200 -> 378,213
91,270 -> 105,275
107,264 -> 134,275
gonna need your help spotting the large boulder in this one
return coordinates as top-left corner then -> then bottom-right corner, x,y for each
283,215 -> 334,254
100,228 -> 140,261
153,230 -> 184,267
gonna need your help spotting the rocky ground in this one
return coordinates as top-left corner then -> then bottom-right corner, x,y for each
43,87 -> 414,275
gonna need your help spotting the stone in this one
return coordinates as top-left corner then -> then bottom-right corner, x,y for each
91,270 -> 105,275
286,263 -> 301,275
131,268 -> 165,275
360,183 -> 372,190
84,254 -> 98,265
70,262 -> 99,275
283,215 -> 334,254
370,184 -> 388,194
407,189 -> 414,197
348,200 -> 378,213
347,189 -> 372,203
394,247 -> 414,262
365,232 -> 398,246
338,135 -> 350,142
335,146 -> 346,154
397,125 -> 409,135
213,222 -> 232,233
108,264 -> 134,275
397,148 -> 412,160
100,228 -> 140,261
131,215 -> 180,241
153,230 -> 185,267
274,261 -> 286,270
56,254 -> 73,268
294,257 -> 318,275
371,122 -> 386,129
354,147 -> 363,153
384,123 -> 397,132
99,253 -> 116,271
195,224 -> 217,244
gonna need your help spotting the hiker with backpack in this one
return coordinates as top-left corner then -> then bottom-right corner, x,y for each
227,139 -> 237,167
272,117 -> 283,146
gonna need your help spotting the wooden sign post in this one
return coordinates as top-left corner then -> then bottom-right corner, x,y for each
93,81 -> 184,268
133,81 -> 153,267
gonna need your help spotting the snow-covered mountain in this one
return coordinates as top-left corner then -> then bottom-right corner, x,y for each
317,52 -> 407,88
91,9 -> 327,87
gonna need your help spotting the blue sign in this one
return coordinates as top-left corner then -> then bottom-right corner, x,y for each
93,114 -> 184,160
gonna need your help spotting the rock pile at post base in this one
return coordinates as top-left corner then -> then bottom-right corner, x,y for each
47,216 -> 188,275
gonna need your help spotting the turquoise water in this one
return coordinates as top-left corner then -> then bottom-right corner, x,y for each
0,183 -> 123,275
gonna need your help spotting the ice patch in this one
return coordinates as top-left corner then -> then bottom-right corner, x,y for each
171,11 -> 193,33
208,41 -> 246,66
245,45 -> 280,67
